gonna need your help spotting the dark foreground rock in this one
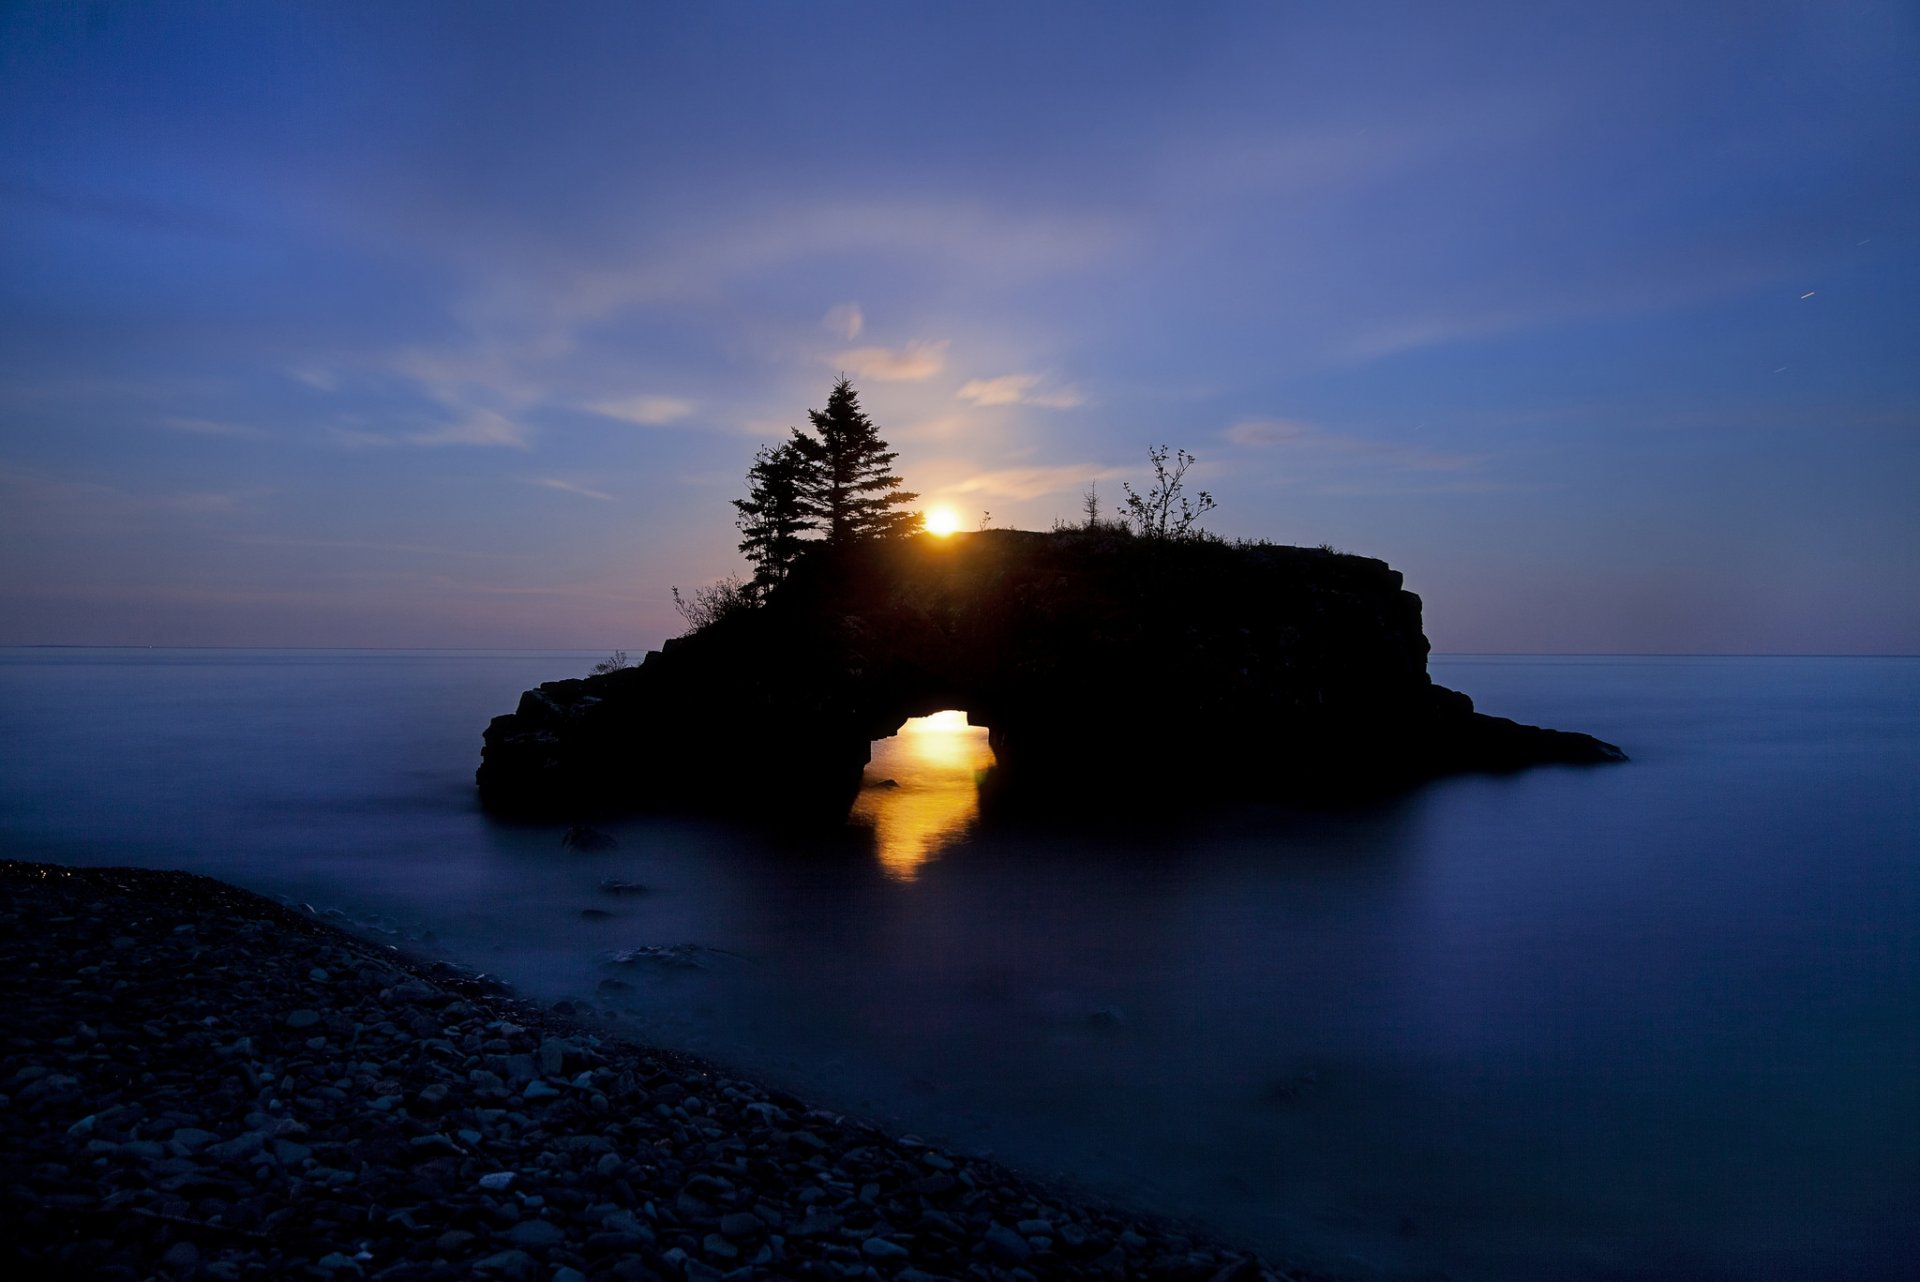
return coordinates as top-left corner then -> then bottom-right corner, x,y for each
478,529 -> 1624,820
1,860 -> 1326,1282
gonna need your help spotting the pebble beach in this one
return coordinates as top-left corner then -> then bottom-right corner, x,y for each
0,860 -> 1319,1282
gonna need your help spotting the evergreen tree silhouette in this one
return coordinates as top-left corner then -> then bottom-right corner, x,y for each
790,378 -> 920,543
733,441 -> 811,594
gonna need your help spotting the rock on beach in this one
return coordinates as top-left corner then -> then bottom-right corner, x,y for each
0,859 -> 1323,1281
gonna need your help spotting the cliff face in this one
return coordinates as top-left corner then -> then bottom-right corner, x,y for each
477,529 -> 1624,819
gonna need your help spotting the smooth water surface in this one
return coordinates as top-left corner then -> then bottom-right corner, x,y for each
2,649 -> 1915,1279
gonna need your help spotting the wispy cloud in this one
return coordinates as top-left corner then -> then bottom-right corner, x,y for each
330,410 -> 531,449
1223,419 -> 1323,448
957,373 -> 1084,409
554,201 -> 1127,323
586,395 -> 694,426
159,416 -> 268,439
943,463 -> 1121,501
155,489 -> 268,514
387,344 -> 551,409
835,340 -> 949,382
528,476 -> 613,501
287,365 -> 338,391
1224,417 -> 1480,472
0,463 -> 267,520
235,535 -> 520,559
823,303 -> 863,340
888,413 -> 978,442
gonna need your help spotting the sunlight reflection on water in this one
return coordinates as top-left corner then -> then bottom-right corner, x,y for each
847,710 -> 994,881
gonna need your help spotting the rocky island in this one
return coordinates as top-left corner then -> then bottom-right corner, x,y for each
478,529 -> 1624,820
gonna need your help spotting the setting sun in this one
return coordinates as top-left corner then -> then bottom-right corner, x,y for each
924,505 -> 962,537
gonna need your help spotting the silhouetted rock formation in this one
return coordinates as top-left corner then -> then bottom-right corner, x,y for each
477,530 -> 1625,819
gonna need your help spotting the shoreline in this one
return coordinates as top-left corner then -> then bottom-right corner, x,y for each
1,859 -> 1324,1282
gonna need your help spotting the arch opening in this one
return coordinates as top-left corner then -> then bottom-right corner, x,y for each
848,710 -> 996,881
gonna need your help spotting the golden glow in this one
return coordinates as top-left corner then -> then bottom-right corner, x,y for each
849,710 -> 994,881
924,505 -> 962,537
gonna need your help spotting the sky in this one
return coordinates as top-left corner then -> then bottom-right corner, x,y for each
2,1 -> 1916,653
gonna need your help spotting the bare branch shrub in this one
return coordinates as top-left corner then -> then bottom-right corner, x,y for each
1121,445 -> 1217,540
671,575 -> 753,635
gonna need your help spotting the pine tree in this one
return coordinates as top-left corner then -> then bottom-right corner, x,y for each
733,441 -> 812,594
789,378 -> 921,543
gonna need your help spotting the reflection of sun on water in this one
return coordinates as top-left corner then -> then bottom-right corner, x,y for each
849,710 -> 994,881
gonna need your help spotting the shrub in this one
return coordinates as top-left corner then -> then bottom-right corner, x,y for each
671,575 -> 753,634
1121,445 -> 1216,540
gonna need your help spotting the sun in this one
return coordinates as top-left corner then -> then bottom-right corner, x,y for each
924,505 -> 963,537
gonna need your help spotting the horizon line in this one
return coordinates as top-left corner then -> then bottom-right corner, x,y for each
2,645 -> 1916,660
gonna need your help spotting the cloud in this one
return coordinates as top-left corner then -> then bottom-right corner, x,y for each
0,463 -> 267,521
834,340 -> 949,382
387,345 -> 549,409
158,416 -> 268,439
944,463 -> 1121,501
529,477 -> 613,501
957,373 -> 1085,409
236,535 -> 518,559
288,365 -> 338,391
1224,417 -> 1480,472
888,413 -> 978,442
1026,388 -> 1087,409
553,202 -> 1127,323
155,490 -> 266,514
407,410 -> 531,449
1223,418 -> 1319,448
823,303 -> 863,340
586,395 -> 694,426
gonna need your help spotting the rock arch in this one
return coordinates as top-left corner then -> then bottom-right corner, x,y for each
478,530 -> 1622,820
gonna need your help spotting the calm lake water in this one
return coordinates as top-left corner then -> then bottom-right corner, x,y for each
2,649 -> 1915,1280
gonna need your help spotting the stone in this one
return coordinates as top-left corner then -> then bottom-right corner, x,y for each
719,1212 -> 763,1238
478,1171 -> 517,1190
392,980 -> 438,1005
983,1223 -> 1032,1263
475,1250 -> 537,1281
207,1131 -> 266,1162
285,1009 -> 322,1029
862,1238 -> 908,1260
506,1219 -> 567,1248
794,1209 -> 841,1237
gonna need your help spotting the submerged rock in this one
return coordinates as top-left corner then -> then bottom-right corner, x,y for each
602,943 -> 737,970
596,878 -> 648,896
560,825 -> 618,852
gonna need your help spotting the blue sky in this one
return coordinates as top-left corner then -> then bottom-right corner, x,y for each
2,1 -> 1915,652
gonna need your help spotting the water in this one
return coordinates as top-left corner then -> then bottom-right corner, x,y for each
2,649 -> 1915,1280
